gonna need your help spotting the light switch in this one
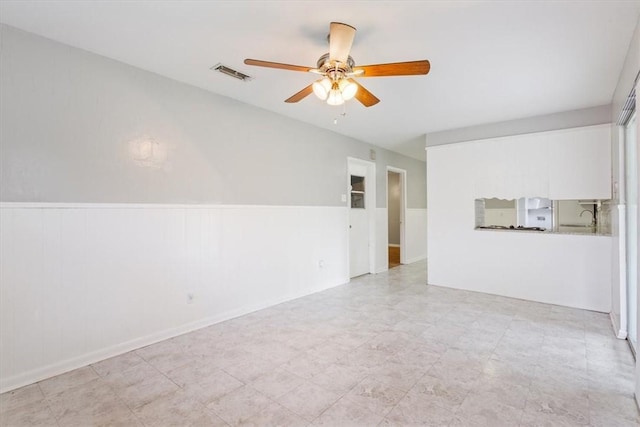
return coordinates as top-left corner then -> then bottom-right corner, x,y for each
341,194 -> 347,202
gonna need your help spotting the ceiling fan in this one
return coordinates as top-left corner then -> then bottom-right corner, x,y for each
244,22 -> 430,108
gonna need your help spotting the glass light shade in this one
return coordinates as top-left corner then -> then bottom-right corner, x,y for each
312,78 -> 331,100
327,89 -> 345,106
339,79 -> 358,101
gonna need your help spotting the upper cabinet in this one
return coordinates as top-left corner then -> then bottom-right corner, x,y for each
547,125 -> 611,199
467,124 -> 611,200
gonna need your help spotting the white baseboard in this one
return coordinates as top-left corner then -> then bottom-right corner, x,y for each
610,312 -> 628,339
403,255 -> 427,264
0,279 -> 345,393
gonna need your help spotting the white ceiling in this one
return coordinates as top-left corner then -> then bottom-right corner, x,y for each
1,1 -> 639,160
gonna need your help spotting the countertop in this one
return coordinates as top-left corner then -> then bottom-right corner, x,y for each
475,226 -> 610,236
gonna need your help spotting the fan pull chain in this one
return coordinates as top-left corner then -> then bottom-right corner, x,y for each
334,103 -> 347,125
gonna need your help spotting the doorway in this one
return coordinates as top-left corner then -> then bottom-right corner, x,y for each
387,167 -> 407,269
348,158 -> 376,278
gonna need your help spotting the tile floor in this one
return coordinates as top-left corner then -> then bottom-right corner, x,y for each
1,261 -> 639,426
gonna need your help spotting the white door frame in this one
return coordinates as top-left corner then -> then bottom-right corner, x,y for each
348,157 -> 377,277
387,166 -> 407,265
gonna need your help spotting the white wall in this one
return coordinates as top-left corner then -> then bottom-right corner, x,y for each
0,203 -> 347,392
426,105 -> 612,147
0,24 -> 427,209
0,25 -> 429,392
405,209 -> 428,264
426,125 -> 613,312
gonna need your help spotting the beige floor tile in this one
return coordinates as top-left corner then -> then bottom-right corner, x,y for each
590,410 -> 640,427
56,400 -> 140,427
303,340 -> 352,363
0,383 -> 46,414
588,390 -> 640,425
386,344 -> 442,370
38,366 -> 99,397
117,370 -> 180,410
410,374 -> 471,408
239,401 -> 307,427
101,361 -> 159,388
134,389 -> 228,426
311,396 -> 383,426
44,376 -> 139,426
281,354 -> 331,380
519,410 -> 587,427
250,368 -> 305,400
90,351 -> 146,377
470,377 -> 529,410
308,362 -> 368,395
275,380 -> 340,422
0,399 -> 57,427
382,390 -> 457,426
451,392 -> 524,427
343,376 -> 406,417
165,358 -> 222,388
222,357 -> 278,383
481,358 -> 537,386
372,361 -> 428,392
180,377 -> 244,407
523,389 -> 589,426
207,385 -> 272,426
137,350 -> 196,375
428,358 -> 483,388
45,378 -> 116,419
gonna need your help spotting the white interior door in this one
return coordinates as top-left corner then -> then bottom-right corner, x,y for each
349,162 -> 371,278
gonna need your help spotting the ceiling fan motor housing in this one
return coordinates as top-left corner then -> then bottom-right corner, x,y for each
316,53 -> 356,80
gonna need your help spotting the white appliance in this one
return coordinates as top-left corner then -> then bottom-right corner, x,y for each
517,197 -> 553,230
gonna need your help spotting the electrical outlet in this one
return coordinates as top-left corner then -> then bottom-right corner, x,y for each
318,260 -> 325,268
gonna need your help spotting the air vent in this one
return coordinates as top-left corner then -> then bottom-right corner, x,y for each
211,63 -> 252,81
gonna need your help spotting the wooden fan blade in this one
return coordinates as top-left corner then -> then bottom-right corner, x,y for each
349,79 -> 380,107
329,22 -> 356,64
353,60 -> 430,77
244,59 -> 312,73
285,85 -> 313,103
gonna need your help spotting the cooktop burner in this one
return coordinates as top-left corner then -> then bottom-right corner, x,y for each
478,225 -> 545,231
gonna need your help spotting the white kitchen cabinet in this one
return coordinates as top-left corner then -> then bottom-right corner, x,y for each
469,124 -> 611,200
547,124 -> 611,199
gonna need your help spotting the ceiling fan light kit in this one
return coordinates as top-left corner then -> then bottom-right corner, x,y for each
338,79 -> 358,101
312,77 -> 332,100
313,77 -> 357,106
244,22 -> 430,108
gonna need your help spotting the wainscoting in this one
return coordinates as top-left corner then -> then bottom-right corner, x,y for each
0,203 -> 349,392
